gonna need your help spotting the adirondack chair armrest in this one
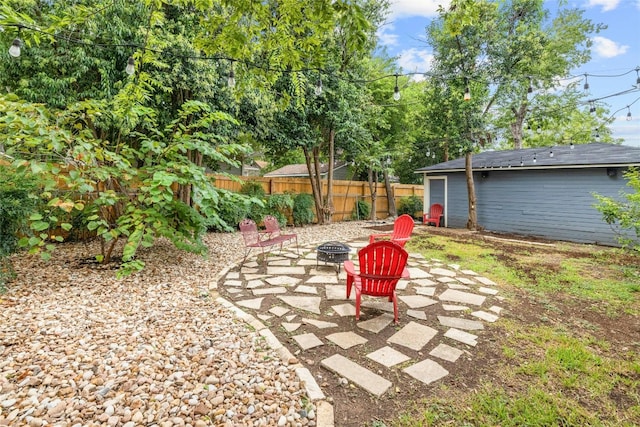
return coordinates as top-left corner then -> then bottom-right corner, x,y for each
402,267 -> 410,279
343,260 -> 356,276
369,232 -> 392,244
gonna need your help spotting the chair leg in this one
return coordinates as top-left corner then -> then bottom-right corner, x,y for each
355,291 -> 361,321
392,292 -> 398,324
346,276 -> 353,299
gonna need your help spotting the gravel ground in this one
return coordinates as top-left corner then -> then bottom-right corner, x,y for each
0,221 -> 374,427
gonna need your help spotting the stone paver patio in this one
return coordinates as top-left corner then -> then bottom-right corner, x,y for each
212,237 -> 505,426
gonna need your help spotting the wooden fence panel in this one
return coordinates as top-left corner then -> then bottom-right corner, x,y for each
211,175 -> 423,221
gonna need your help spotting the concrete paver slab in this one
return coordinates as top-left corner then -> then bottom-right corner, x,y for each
407,310 -> 427,320
471,311 -> 499,322
489,305 -> 504,314
293,333 -> 324,350
415,287 -> 436,296
403,359 -> 449,385
479,286 -> 499,295
282,322 -> 302,332
388,321 -> 438,351
325,285 -> 353,300
265,276 -> 302,286
331,303 -> 356,317
438,289 -> 486,306
257,314 -> 273,321
252,287 -> 288,295
295,367 -> 325,401
437,316 -> 484,330
436,277 -> 457,283
268,306 -> 290,317
321,354 -> 392,397
236,297 -> 264,310
476,276 -> 497,286
270,259 -> 292,266
366,346 -> 410,367
296,259 -> 318,266
246,279 -> 265,289
278,296 -> 322,314
224,280 -> 243,287
357,314 -> 394,333
399,295 -> 438,308
457,277 -> 476,285
267,266 -> 307,276
396,279 -> 409,290
302,318 -> 339,329
447,283 -> 471,290
407,267 -> 432,278
461,269 -> 478,276
360,300 -> 394,313
442,304 -> 469,311
444,328 -> 478,346
294,285 -> 319,294
429,267 -> 457,277
285,314 -> 297,321
326,331 -> 368,349
429,343 -> 464,362
243,274 -> 268,281
306,275 -> 339,284
412,278 -> 437,287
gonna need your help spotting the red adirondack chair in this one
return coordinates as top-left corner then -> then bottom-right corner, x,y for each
368,214 -> 415,248
344,241 -> 410,324
423,203 -> 444,227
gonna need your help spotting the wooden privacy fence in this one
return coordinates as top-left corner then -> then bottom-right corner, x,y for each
212,175 -> 424,221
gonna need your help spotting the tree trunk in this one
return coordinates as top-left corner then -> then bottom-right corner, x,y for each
325,128 -> 336,224
465,152 -> 478,230
383,168 -> 396,217
368,168 -> 378,221
511,104 -> 528,150
303,147 -> 325,224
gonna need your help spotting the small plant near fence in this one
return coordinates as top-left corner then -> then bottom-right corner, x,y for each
293,193 -> 315,226
352,199 -> 371,220
398,195 -> 423,220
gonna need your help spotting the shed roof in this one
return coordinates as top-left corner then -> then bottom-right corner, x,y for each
264,162 -> 349,178
415,143 -> 640,174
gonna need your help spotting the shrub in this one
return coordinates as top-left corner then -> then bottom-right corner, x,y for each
293,193 -> 315,226
398,195 -> 424,220
240,181 -> 267,198
352,199 -> 371,220
267,193 -> 294,226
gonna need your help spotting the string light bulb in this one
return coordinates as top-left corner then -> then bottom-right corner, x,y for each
520,157 -> 524,167
626,106 -> 632,121
9,38 -> 21,57
314,77 -> 323,96
393,74 -> 400,101
636,67 -> 640,85
583,74 -> 589,90
228,61 -> 236,88
463,78 -> 471,101
533,153 -> 537,163
549,148 -> 554,158
527,76 -> 533,93
125,56 -> 135,75
570,141 -> 575,149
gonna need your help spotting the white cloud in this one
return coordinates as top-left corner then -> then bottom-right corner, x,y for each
585,0 -> 620,12
377,26 -> 399,47
388,0 -> 451,19
397,48 -> 434,79
591,36 -> 629,58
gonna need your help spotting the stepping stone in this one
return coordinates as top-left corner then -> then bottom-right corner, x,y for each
321,354 -> 391,397
360,300 -> 394,313
227,288 -> 243,294
388,322 -> 438,351
438,289 -> 486,306
325,285 -> 353,300
241,267 -> 259,274
407,310 -> 427,320
412,278 -> 437,287
326,331 -> 368,349
408,252 -> 425,259
437,316 -> 484,331
296,259 -> 318,266
304,252 -> 318,259
331,303 -> 356,317
302,318 -> 338,329
244,274 -> 268,281
399,295 -> 438,309
442,304 -> 469,311
479,287 -> 499,295
285,314 -> 297,321
270,259 -> 292,266
357,314 -> 394,333
295,367 -> 325,401
415,287 -> 436,297
245,261 -> 260,268
476,276 -> 497,286
461,269 -> 478,276
267,266 -> 306,276
308,268 -> 336,276
437,277 -> 457,283
367,346 -> 410,367
444,328 -> 478,346
447,283 -> 471,290
430,343 -> 464,362
252,287 -> 288,296
489,305 -> 504,314
294,285 -> 319,294
246,280 -> 265,289
257,314 -> 273,321
448,264 -> 461,270
226,272 -> 240,279
306,275 -> 339,284
278,296 -> 322,314
269,306 -> 290,317
293,333 -> 324,350
457,277 -> 476,285
407,268 -> 432,279
236,298 -> 264,310
430,267 -> 457,277
471,311 -> 499,322
282,322 -> 302,332
396,279 -> 409,290
224,280 -> 243,287
266,276 -> 302,286
403,359 -> 449,385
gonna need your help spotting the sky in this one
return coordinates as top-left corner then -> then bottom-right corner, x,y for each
377,0 -> 640,147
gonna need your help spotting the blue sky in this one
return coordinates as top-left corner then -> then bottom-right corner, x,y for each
377,0 -> 640,146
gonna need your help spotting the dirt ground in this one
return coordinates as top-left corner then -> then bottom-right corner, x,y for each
286,226 -> 640,426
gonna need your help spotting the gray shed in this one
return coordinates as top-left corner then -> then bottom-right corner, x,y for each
415,143 -> 640,246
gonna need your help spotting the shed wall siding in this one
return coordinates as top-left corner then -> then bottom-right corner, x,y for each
437,168 -> 632,246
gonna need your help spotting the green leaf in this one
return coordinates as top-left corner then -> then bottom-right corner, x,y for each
61,223 -> 73,231
32,221 -> 50,231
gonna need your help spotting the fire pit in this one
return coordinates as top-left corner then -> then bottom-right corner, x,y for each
316,241 -> 351,273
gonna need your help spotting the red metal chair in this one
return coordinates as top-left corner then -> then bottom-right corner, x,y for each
344,241 -> 410,324
239,217 -> 297,265
262,215 -> 298,253
423,203 -> 443,227
368,214 -> 415,248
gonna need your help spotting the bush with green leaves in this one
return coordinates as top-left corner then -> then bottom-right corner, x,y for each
267,194 -> 294,227
594,167 -> 640,251
352,199 -> 371,220
293,193 -> 315,226
398,195 -> 424,220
